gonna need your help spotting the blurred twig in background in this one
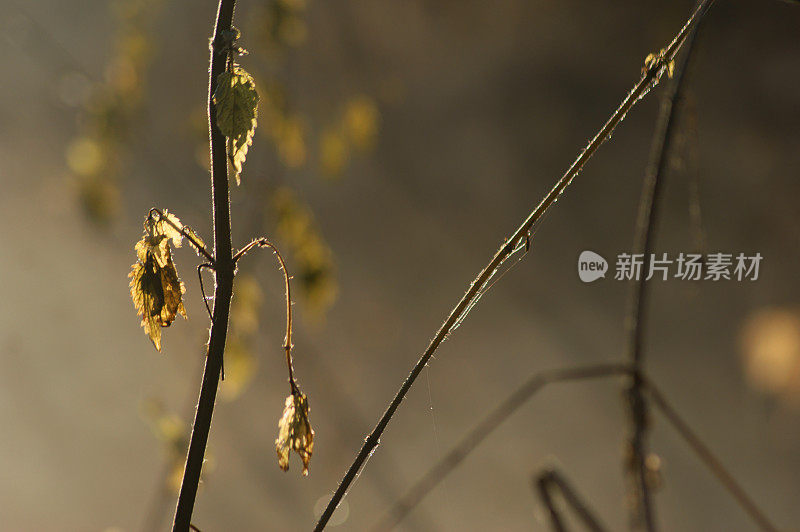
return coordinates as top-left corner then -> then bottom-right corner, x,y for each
533,468 -> 608,532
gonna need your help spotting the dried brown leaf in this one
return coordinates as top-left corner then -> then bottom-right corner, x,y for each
275,390 -> 314,475
129,216 -> 187,351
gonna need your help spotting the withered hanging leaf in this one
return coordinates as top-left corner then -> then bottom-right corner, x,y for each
155,209 -> 184,248
213,66 -> 259,184
275,390 -> 314,475
129,218 -> 187,351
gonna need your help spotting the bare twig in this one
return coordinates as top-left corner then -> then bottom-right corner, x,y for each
315,3 -> 712,529
235,237 -> 299,392
622,4 -> 708,530
534,468 -> 608,532
197,263 -> 215,321
642,378 -> 779,532
172,0 -> 237,529
371,364 -> 631,531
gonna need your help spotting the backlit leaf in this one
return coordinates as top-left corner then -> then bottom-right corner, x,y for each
276,389 -> 314,475
129,215 -> 187,351
213,66 -> 259,184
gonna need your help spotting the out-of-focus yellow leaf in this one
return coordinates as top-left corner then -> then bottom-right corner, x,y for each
213,66 -> 260,184
276,389 -> 314,475
343,96 -> 380,151
320,128 -> 349,179
219,338 -> 258,402
276,115 -> 307,168
271,187 -> 337,318
66,137 -> 104,176
129,216 -> 187,351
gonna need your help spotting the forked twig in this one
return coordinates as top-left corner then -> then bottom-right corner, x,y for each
642,377 -> 779,532
316,2 -> 713,529
370,364 -> 632,531
534,468 -> 608,532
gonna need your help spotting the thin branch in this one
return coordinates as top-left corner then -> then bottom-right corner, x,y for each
534,468 -> 608,532
172,0 -> 237,529
149,208 -> 216,264
370,364 -> 632,531
235,237 -> 298,392
623,5 -> 707,530
642,378 -> 779,532
197,263 -> 215,321
315,3 -> 712,529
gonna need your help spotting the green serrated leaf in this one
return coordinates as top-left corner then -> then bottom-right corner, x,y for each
213,66 -> 259,184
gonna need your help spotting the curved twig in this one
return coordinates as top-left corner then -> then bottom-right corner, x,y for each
371,364 -> 632,531
623,5 -> 707,529
235,237 -> 298,392
316,3 -> 713,529
197,263 -> 215,321
534,468 -> 608,532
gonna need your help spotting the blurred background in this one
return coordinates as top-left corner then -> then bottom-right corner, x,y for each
1,0 -> 799,530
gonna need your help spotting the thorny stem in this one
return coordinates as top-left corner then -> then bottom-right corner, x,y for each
623,4 -> 708,530
371,364 -> 632,531
172,0 -> 236,530
235,237 -> 298,392
642,378 -> 779,532
534,469 -> 608,532
315,3 -> 711,530
149,208 -> 216,264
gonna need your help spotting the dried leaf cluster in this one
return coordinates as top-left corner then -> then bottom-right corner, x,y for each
129,211 -> 187,351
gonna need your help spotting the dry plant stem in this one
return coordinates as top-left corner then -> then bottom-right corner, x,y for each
623,7 -> 707,530
643,379 -> 779,532
534,469 -> 608,532
371,364 -> 632,532
149,208 -> 216,264
172,0 -> 236,529
315,3 -> 711,529
234,238 -> 298,391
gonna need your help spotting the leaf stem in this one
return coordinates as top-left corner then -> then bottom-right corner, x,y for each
315,3 -> 711,529
148,208 -> 216,264
171,0 -> 237,529
235,237 -> 297,392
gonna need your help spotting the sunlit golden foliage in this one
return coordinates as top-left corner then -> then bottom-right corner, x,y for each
320,96 -> 380,179
271,187 -> 337,317
213,66 -> 260,184
129,212 -> 187,351
67,0 -> 162,223
255,0 -> 308,50
275,389 -> 314,475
